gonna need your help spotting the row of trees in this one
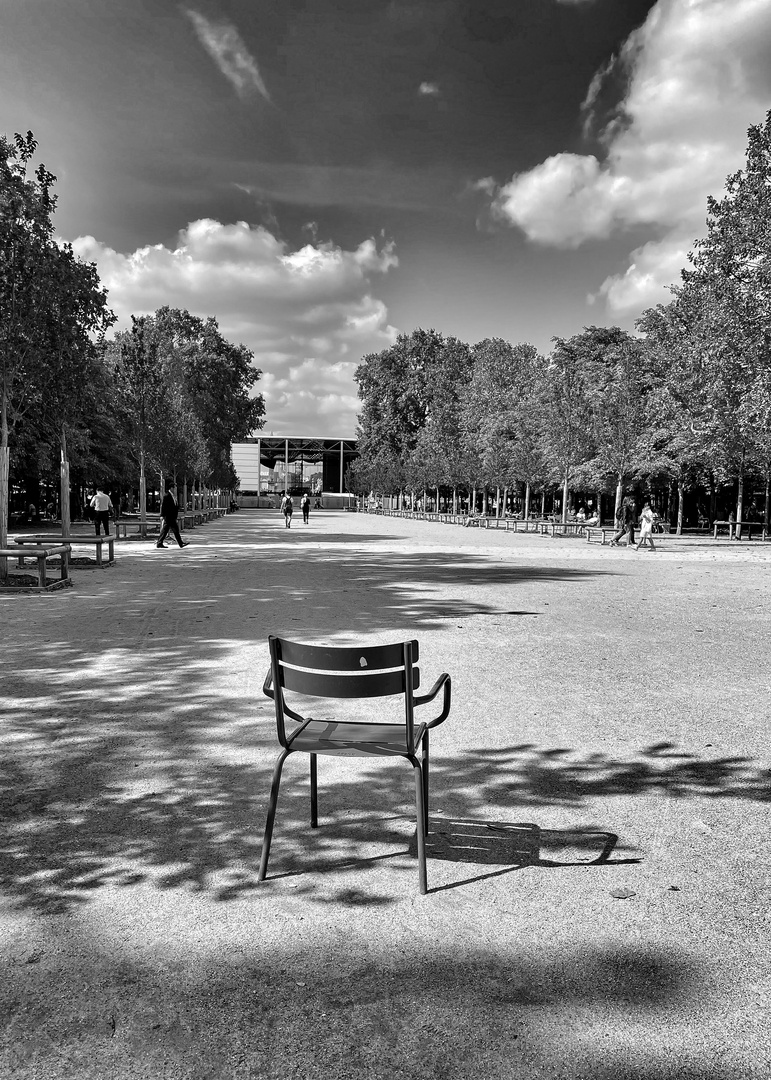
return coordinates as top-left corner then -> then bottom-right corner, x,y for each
1,132 -> 264,576
352,112 -> 771,530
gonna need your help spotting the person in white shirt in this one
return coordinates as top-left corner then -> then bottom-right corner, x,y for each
635,502 -> 657,551
89,488 -> 113,537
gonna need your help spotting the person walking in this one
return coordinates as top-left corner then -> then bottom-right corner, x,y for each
156,484 -> 188,549
635,502 -> 657,551
610,497 -> 636,547
89,488 -> 113,536
301,492 -> 310,524
281,493 -> 293,529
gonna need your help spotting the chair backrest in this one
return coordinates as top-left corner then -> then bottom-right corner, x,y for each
268,636 -> 420,749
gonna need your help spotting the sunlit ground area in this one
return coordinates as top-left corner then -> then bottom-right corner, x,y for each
1,510 -> 770,1079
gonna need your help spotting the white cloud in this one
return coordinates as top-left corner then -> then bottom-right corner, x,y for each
419,81 -> 440,96
185,9 -> 271,101
487,0 -> 771,314
71,220 -> 398,436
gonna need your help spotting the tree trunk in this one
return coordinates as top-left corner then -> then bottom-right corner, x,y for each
501,486 -> 507,520
0,393 -> 8,579
524,481 -> 530,520
540,490 -> 546,516
183,479 -> 188,514
0,427 -> 7,583
452,486 -> 457,514
614,477 -> 623,522
60,428 -> 71,536
562,473 -> 569,523
709,472 -> 717,525
764,468 -> 770,533
677,482 -> 685,535
496,486 -> 502,519
471,486 -> 476,514
139,443 -> 148,537
735,450 -> 745,539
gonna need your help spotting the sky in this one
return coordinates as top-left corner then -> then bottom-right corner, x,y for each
1,0 -> 770,437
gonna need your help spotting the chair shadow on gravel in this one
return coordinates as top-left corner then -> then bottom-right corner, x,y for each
419,820 -> 638,893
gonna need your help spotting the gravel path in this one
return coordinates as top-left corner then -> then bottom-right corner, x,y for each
1,510 -> 769,1079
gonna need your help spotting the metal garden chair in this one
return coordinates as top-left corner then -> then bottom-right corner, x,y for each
259,635 -> 451,894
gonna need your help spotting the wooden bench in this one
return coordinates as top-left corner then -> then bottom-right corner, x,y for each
15,534 -> 115,566
115,516 -> 162,538
0,544 -> 71,590
500,519 -> 542,533
713,520 -> 768,541
586,527 -> 617,545
117,514 -> 195,537
539,521 -> 586,537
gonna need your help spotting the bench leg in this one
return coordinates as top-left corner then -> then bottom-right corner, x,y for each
37,554 -> 47,589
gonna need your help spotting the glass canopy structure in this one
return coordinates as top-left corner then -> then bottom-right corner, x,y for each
231,436 -> 358,495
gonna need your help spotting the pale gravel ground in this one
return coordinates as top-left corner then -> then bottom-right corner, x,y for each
1,510 -> 770,1080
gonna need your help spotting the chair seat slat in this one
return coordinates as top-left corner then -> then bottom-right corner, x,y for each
278,665 -> 420,697
276,639 -> 418,671
289,720 -> 417,756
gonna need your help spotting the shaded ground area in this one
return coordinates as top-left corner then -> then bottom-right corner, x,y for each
1,510 -> 770,1078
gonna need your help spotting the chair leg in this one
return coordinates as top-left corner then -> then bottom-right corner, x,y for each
258,748 -> 291,881
422,730 -> 430,836
411,758 -> 427,895
310,753 -> 318,828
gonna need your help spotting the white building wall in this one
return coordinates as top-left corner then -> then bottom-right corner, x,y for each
231,443 -> 262,491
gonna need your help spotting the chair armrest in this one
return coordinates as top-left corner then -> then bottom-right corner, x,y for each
413,672 -> 451,729
262,666 -> 307,724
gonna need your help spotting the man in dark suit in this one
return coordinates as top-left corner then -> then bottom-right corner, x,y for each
156,484 -> 188,549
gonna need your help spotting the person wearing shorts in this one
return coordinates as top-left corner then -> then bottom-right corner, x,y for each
281,494 -> 293,528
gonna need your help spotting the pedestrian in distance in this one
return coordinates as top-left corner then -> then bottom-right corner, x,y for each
610,503 -> 625,547
301,492 -> 310,524
610,497 -> 636,547
635,502 -> 657,551
156,484 -> 188,549
90,487 -> 113,536
281,493 -> 293,529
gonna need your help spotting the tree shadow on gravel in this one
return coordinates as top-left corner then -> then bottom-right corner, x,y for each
4,934 -> 745,1080
0,516 -> 768,912
112,546 -> 615,634
1,625 -> 768,913
1,551 -> 615,634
